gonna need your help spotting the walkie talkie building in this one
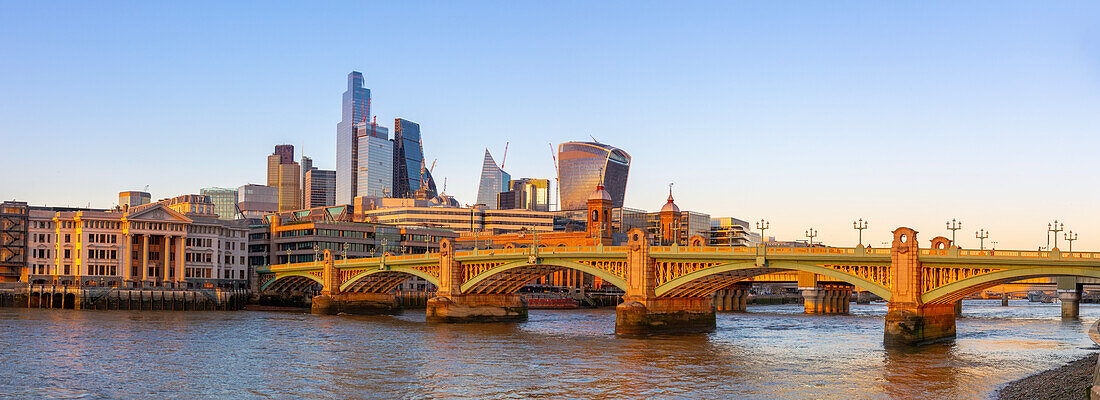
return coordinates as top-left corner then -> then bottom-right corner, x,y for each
556,142 -> 630,210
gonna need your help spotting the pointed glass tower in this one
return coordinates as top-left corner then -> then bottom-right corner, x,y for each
475,150 -> 510,209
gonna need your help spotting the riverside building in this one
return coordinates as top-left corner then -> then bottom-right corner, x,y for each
20,194 -> 248,289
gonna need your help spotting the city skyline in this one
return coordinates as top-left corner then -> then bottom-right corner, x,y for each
2,2 -> 1100,249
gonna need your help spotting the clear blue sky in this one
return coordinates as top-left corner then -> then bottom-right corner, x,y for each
2,1 -> 1099,250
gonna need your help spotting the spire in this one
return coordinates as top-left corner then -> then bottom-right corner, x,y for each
661,182 -> 680,213
667,182 -> 674,203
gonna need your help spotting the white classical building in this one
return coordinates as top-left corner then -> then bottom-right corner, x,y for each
26,198 -> 248,289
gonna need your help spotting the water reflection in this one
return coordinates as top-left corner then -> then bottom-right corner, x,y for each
0,300 -> 1096,399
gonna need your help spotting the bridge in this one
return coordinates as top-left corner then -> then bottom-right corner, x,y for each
256,227 -> 1100,345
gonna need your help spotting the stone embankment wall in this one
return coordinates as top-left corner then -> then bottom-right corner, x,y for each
1,285 -> 250,311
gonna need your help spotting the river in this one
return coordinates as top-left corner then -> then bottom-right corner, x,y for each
1,300 -> 1096,399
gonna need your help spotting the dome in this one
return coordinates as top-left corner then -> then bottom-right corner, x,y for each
660,193 -> 680,213
587,184 -> 612,202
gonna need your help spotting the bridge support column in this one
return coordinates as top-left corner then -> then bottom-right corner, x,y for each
802,284 -> 850,314
884,227 -> 956,346
616,229 -> 715,335
1058,277 -> 1081,319
426,239 -> 528,323
312,292 -> 400,315
713,285 -> 748,312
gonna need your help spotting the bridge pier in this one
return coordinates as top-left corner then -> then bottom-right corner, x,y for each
883,227 -> 956,346
616,297 -> 715,335
884,302 -> 957,346
801,284 -> 850,314
713,285 -> 748,312
312,293 -> 401,315
426,294 -> 527,323
1057,277 -> 1081,319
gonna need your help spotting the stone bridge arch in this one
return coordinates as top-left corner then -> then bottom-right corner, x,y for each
460,258 -> 630,294
655,260 -> 893,299
339,266 -> 441,293
260,272 -> 323,292
921,267 -> 1100,304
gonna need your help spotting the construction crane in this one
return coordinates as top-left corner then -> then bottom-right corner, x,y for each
500,142 -> 509,169
428,159 -> 437,174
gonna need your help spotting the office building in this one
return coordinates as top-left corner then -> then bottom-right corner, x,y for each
201,187 -> 239,220
336,71 -> 371,205
557,142 -> 631,210
118,191 -> 151,209
392,118 -> 438,199
304,169 -> 336,208
475,150 -> 510,209
710,217 -> 761,247
237,184 -> 278,221
354,197 -> 553,234
498,178 -> 550,211
267,145 -> 301,212
356,122 -> 393,198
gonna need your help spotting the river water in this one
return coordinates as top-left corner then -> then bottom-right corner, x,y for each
1,300 -> 1097,399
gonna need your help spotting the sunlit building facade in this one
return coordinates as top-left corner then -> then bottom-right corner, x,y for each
557,142 -> 630,210
304,169 -> 336,208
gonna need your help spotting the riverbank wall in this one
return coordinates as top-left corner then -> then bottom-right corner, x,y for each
0,285 -> 250,311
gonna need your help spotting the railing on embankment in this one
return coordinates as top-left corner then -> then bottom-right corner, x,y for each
0,285 -> 251,311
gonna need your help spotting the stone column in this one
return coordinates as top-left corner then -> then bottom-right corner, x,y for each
122,233 -> 131,286
1057,277 -> 1080,319
884,227 -> 956,346
616,228 -> 715,335
425,239 -> 525,322
175,235 -> 185,288
141,234 -> 150,287
801,288 -> 824,314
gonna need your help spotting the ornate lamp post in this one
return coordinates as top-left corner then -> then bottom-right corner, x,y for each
975,229 -> 989,250
1065,231 -> 1078,253
342,242 -> 349,261
1048,220 -> 1064,250
756,219 -> 769,247
946,219 -> 962,248
805,228 -> 818,247
853,218 -> 867,247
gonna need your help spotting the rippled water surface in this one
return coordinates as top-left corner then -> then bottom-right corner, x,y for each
2,300 -> 1098,399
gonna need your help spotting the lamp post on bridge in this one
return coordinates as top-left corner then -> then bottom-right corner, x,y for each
805,228 -> 817,247
975,229 -> 989,250
946,219 -> 962,248
342,242 -> 349,261
991,241 -> 998,251
1065,231 -> 1078,253
756,219 -> 769,248
1048,220 -> 1064,251
853,218 -> 868,247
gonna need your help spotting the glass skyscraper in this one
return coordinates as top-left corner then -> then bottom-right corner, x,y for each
475,149 -> 511,209
200,187 -> 239,220
336,71 -> 371,205
392,118 -> 437,198
557,142 -> 631,210
356,123 -> 393,198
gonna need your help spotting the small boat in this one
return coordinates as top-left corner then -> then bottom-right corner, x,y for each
525,293 -> 580,309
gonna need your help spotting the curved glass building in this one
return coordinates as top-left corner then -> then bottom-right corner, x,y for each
557,142 -> 630,210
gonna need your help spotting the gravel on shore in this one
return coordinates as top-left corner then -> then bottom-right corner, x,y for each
997,352 -> 1098,400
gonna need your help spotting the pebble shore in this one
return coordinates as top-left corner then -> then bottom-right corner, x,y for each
997,353 -> 1097,400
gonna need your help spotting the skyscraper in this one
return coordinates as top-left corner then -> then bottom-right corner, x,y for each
300,155 -> 314,207
304,169 -> 336,208
356,122 -> 393,198
336,71 -> 371,205
475,150 -> 510,209
201,187 -> 239,220
557,142 -> 631,210
267,145 -> 301,212
392,118 -> 437,199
